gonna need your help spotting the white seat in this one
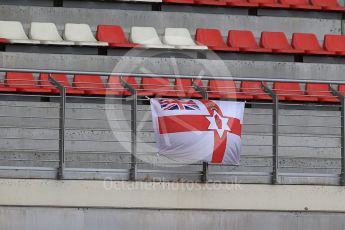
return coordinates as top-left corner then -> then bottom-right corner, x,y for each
30,22 -> 74,46
63,23 -> 108,46
130,27 -> 174,49
0,21 -> 40,44
163,28 -> 208,50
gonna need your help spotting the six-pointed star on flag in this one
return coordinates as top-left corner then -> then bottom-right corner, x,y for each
206,110 -> 231,138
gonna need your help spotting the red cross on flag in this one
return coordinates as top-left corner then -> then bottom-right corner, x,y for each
151,98 -> 245,165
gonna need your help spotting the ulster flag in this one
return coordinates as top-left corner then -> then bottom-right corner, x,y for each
151,98 -> 245,165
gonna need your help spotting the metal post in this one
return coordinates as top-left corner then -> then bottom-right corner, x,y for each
48,74 -> 66,180
330,86 -> 345,185
121,77 -> 137,181
193,80 -> 209,183
262,82 -> 279,184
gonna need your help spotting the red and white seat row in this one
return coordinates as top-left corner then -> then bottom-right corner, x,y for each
0,72 -> 342,103
0,21 -> 206,50
1,21 -> 345,55
163,0 -> 345,12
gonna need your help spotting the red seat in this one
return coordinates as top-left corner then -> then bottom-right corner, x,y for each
337,85 -> 345,98
305,83 -> 339,103
174,79 -> 203,98
208,80 -> 253,100
73,75 -> 112,95
107,76 -> 139,96
226,0 -> 258,7
279,0 -> 322,9
240,81 -> 274,100
194,0 -> 227,6
141,77 -> 172,97
248,0 -> 288,8
96,25 -> 140,48
163,0 -> 194,4
39,74 -> 85,95
195,28 -> 239,52
292,33 -> 335,55
228,30 -> 272,53
5,72 -> 52,93
323,35 -> 345,55
311,0 -> 345,11
0,83 -> 16,92
0,38 -> 9,44
273,82 -> 318,102
260,32 -> 304,54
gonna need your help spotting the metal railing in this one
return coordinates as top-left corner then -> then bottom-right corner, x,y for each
0,67 -> 345,185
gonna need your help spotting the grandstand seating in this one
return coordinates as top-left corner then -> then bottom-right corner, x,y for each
63,23 -> 108,46
310,0 -> 345,11
195,28 -> 239,51
30,22 -> 74,46
280,0 -> 322,10
0,19 -> 344,58
260,32 -> 304,54
305,83 -> 339,103
39,74 -> 85,94
323,35 -> 345,54
130,27 -> 175,49
208,79 -> 253,100
0,21 -> 40,44
273,82 -> 319,102
163,28 -> 208,50
96,25 -> 140,48
4,72 -> 52,93
0,72 -> 342,102
240,81 -> 272,100
228,30 -> 272,53
292,33 -> 335,55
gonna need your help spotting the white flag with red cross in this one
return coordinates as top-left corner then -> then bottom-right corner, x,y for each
150,98 -> 245,165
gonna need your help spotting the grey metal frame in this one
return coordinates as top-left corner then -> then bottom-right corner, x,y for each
262,82 -> 279,185
48,74 -> 66,179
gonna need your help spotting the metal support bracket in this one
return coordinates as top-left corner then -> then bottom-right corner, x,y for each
48,74 -> 66,180
262,82 -> 279,185
121,77 -> 137,181
330,86 -> 345,186
193,79 -> 209,183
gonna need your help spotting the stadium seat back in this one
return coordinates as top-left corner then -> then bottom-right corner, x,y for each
324,35 -> 345,52
195,28 -> 227,47
38,73 -> 71,89
73,75 -> 105,90
142,77 -> 171,93
164,28 -> 197,46
305,83 -> 332,96
30,22 -> 63,41
311,0 -> 340,7
228,30 -> 259,48
249,0 -> 275,4
273,82 -> 304,96
96,25 -> 129,44
130,27 -> 163,45
280,0 -> 308,4
5,72 -> 37,88
208,79 -> 237,93
64,23 -> 97,42
0,21 -> 29,40
292,33 -> 322,51
260,32 -> 291,49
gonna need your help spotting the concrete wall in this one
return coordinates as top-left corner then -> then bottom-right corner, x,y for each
0,5 -> 340,38
1,52 -> 345,82
0,206 -> 345,230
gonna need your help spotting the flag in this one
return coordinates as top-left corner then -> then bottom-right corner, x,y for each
150,98 -> 245,165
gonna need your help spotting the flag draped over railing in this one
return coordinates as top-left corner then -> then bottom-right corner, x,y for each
151,98 -> 245,165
